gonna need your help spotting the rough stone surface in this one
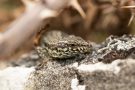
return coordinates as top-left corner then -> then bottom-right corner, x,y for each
25,34 -> 135,90
0,67 -> 34,90
78,60 -> 135,90
87,35 -> 135,63
24,58 -> 135,90
1,34 -> 135,90
25,60 -> 77,90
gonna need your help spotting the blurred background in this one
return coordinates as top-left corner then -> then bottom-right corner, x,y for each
0,0 -> 135,58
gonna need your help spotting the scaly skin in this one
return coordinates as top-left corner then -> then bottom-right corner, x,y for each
36,31 -> 92,60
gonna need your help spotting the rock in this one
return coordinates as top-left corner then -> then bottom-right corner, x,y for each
0,67 -> 34,90
1,35 -> 135,90
25,58 -> 135,90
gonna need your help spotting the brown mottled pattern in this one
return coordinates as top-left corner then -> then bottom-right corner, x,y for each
36,31 -> 92,59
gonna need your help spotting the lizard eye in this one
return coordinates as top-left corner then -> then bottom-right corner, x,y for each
70,44 -> 75,46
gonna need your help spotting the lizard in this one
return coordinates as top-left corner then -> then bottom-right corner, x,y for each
36,30 -> 92,60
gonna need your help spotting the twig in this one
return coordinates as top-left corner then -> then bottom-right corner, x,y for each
0,0 -> 85,58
